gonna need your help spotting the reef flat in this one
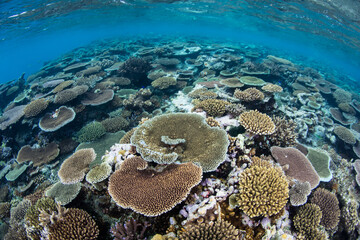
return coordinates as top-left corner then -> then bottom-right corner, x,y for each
0,36 -> 359,240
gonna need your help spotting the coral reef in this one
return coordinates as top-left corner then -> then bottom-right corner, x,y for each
58,148 -> 96,184
234,88 -> 265,102
23,98 -> 50,118
16,142 -> 60,167
45,182 -> 82,205
130,113 -> 229,172
108,156 -> 202,216
39,106 -> 76,132
76,121 -> 106,142
195,99 -> 231,117
239,110 -> 275,135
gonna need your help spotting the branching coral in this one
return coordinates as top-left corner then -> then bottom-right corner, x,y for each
234,88 -> 264,102
24,98 -> 49,118
178,219 -> 243,240
236,158 -> 288,218
111,218 -> 150,240
76,121 -> 106,142
194,99 -> 231,117
267,116 -> 297,147
239,110 -> 275,135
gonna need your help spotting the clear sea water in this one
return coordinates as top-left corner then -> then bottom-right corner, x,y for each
2,1 -> 360,240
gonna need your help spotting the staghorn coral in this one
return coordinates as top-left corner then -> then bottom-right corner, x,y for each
293,203 -> 326,240
267,116 -> 297,147
25,197 -> 57,236
194,99 -> 230,117
130,113 -> 229,172
236,158 -> 289,218
205,117 -> 221,128
310,188 -> 340,230
178,219 -> 243,240
44,207 -> 99,240
39,106 -> 76,132
333,125 -> 356,145
111,218 -> 150,240
239,110 -> 275,135
289,181 -> 312,206
151,76 -> 177,89
101,116 -> 129,133
58,148 -> 96,184
234,88 -> 264,102
108,156 -> 202,216
24,98 -> 49,118
76,121 -> 106,142
45,182 -> 82,205
16,142 -> 60,167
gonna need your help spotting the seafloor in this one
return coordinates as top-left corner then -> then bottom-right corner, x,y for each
0,36 -> 359,240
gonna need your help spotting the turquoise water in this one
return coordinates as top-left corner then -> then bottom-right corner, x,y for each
1,1 -> 360,240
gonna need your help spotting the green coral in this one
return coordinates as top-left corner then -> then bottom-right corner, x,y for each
45,182 -> 82,205
85,162 -> 112,184
101,116 -> 129,133
76,121 -> 106,142
130,113 -> 229,172
306,148 -> 332,181
25,197 -> 57,231
239,76 -> 266,86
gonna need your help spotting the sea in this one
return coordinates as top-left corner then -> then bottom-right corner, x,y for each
0,0 -> 360,239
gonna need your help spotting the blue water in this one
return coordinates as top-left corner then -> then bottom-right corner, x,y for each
1,0 -> 360,84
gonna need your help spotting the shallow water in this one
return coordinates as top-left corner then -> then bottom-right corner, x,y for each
0,1 -> 360,240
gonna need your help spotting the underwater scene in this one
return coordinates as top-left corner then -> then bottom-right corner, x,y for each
1,1 -> 360,240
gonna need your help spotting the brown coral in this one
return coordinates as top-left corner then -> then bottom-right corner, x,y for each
151,77 -> 177,89
58,148 -> 96,184
39,106 -> 76,132
81,89 -> 115,106
101,116 -> 129,133
16,142 -> 60,167
267,116 -> 297,147
195,99 -> 230,117
261,83 -> 283,93
188,88 -> 218,100
239,110 -> 275,135
236,158 -> 289,218
234,88 -> 264,102
24,98 -> 49,118
45,208 -> 99,240
310,188 -> 340,230
178,219 -> 243,240
108,156 -> 202,216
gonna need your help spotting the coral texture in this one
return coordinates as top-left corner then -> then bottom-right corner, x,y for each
108,156 -> 202,216
58,148 -> 96,184
195,99 -> 231,117
81,89 -> 115,106
239,110 -> 275,135
76,121 -> 106,142
310,188 -> 340,230
289,181 -> 311,206
234,87 -> 264,102
39,106 -> 76,132
24,98 -> 49,118
45,182 -> 82,205
178,219 -> 243,240
267,116 -> 297,147
16,142 -> 60,167
333,125 -> 356,145
151,76 -> 177,89
85,162 -> 112,184
130,113 -> 229,172
236,158 -> 289,218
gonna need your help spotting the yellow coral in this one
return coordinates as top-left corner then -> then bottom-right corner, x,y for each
237,159 -> 288,218
239,110 -> 275,135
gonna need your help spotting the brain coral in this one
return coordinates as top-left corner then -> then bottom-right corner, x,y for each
236,158 -> 289,218
24,98 -> 49,118
130,113 -> 229,172
39,106 -> 76,132
239,110 -> 275,135
310,188 -> 340,230
333,125 -> 356,145
108,156 -> 202,216
234,87 -> 264,102
46,208 -> 99,240
178,219 -> 242,240
195,99 -> 231,117
58,148 -> 96,184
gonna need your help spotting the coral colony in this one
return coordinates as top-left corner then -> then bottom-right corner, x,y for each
0,36 -> 360,240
